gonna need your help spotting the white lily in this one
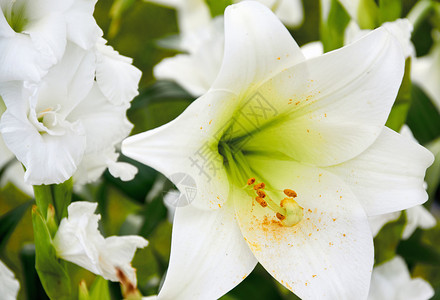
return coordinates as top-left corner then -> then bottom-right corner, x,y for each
122,2 -> 433,299
368,256 -> 434,300
0,260 -> 20,300
53,201 -> 148,284
0,0 -> 102,83
0,42 -> 139,185
412,31 -> 440,112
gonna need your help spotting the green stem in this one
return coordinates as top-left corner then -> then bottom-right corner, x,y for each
33,185 -> 54,219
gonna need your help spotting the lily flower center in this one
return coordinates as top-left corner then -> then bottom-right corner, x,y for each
218,137 -> 303,227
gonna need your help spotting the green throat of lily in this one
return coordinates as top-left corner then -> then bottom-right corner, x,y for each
217,130 -> 303,227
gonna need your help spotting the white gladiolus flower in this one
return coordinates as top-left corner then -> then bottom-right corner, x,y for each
53,202 -> 148,284
0,260 -> 20,300
0,42 -> 140,185
122,2 -> 433,299
368,256 -> 434,300
0,0 -> 102,83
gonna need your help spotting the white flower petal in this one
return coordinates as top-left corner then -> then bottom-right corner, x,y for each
68,84 -> 133,154
402,205 -> 436,239
0,260 -> 20,300
368,212 -> 400,237
107,160 -> 138,181
65,0 -> 102,50
234,157 -> 373,299
0,96 -> 86,185
244,28 -> 405,167
95,39 -> 141,105
412,40 -> 440,112
300,41 -> 323,60
27,12 -> 67,63
212,1 -> 305,96
100,235 -> 148,285
0,34 -> 53,82
122,90 -> 238,210
368,256 -> 434,300
273,0 -> 304,27
157,202 -> 257,299
326,127 -> 433,216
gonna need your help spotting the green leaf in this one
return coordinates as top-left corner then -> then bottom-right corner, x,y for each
357,0 -> 379,29
320,0 -> 350,52
385,58 -> 412,131
373,212 -> 406,266
426,137 -> 440,201
32,206 -> 72,300
51,178 -> 73,224
379,0 -> 402,23
398,229 -> 440,266
0,200 -> 33,251
20,244 -> 50,300
406,84 -> 440,144
205,0 -> 232,17
89,276 -> 111,300
138,192 -> 168,238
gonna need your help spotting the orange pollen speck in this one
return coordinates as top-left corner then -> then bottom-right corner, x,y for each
253,182 -> 265,190
277,57 -> 281,60
247,178 -> 256,185
284,189 -> 297,198
276,212 -> 286,221
257,190 -> 266,198
255,197 -> 267,207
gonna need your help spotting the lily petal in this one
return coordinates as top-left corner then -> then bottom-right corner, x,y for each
158,202 -> 257,299
326,127 -> 433,216
122,90 -> 238,210
212,1 -> 304,96
235,158 -> 373,299
244,28 -> 405,167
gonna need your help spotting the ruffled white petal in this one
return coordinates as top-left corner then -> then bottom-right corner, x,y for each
54,202 -> 148,284
368,212 -> 400,237
212,1 -> 304,96
122,90 -> 238,210
326,127 -> 433,216
95,39 -> 141,105
235,157 -> 373,299
0,260 -> 20,300
157,202 -> 257,299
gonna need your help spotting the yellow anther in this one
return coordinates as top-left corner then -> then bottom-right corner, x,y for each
257,190 -> 266,198
276,212 -> 286,221
253,182 -> 265,190
255,197 -> 267,207
279,198 -> 303,227
284,189 -> 297,198
247,178 -> 256,185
